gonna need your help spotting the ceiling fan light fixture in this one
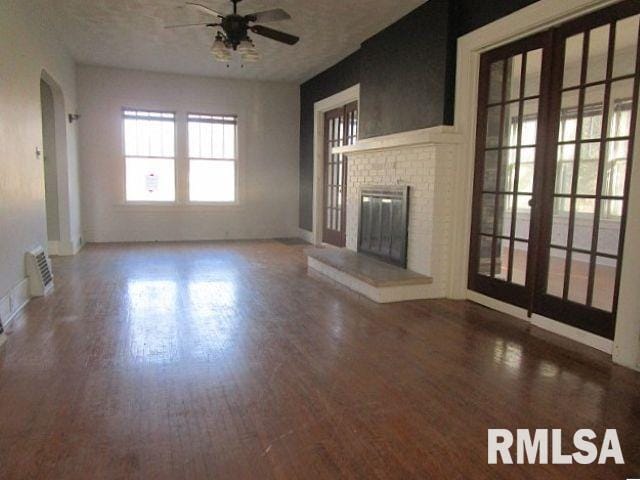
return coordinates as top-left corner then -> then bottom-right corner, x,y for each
211,33 -> 231,61
176,1 -> 299,64
213,50 -> 231,61
238,37 -> 259,62
241,51 -> 260,62
237,38 -> 253,53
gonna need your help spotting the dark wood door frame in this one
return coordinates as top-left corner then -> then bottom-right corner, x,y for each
469,0 -> 640,339
322,101 -> 358,247
533,0 -> 640,339
468,30 -> 554,309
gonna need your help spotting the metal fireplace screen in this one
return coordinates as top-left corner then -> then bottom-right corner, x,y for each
358,185 -> 409,267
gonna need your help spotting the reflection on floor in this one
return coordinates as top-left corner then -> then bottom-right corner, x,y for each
498,247 -> 616,311
0,241 -> 638,479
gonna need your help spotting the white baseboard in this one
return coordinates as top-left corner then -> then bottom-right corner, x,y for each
298,228 -> 314,244
0,278 -> 31,330
466,290 -> 613,354
48,240 -> 60,256
530,313 -> 613,353
72,236 -> 85,254
54,236 -> 85,256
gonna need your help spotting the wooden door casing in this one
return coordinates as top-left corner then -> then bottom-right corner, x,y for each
322,101 -> 358,247
469,0 -> 640,339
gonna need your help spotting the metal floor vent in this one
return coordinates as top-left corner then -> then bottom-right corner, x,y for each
26,247 -> 53,296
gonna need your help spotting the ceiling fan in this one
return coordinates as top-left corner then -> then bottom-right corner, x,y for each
165,0 -> 299,63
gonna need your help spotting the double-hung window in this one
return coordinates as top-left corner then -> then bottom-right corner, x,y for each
555,100 -> 631,216
123,109 -> 176,202
188,114 -> 237,202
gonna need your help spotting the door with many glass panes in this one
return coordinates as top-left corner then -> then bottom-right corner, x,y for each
469,0 -> 640,339
323,101 -> 358,247
469,31 -> 551,309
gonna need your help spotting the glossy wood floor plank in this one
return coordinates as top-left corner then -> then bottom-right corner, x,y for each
0,241 -> 638,479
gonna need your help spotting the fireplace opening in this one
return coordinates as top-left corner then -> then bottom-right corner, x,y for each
358,185 -> 409,268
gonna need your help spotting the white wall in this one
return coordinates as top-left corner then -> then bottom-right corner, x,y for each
0,0 -> 81,319
77,65 -> 300,242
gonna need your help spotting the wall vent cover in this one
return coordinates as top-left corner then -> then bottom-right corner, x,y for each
26,247 -> 54,296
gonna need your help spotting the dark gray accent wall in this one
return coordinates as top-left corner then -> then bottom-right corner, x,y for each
452,0 -> 541,37
298,50 -> 361,230
359,0 -> 455,139
299,0 -> 541,230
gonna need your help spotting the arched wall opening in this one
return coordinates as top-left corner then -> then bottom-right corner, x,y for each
40,70 -> 72,255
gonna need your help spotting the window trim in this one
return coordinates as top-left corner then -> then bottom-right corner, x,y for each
121,107 -> 178,205
186,112 -> 239,205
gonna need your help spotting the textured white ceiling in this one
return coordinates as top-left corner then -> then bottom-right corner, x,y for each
42,0 -> 426,82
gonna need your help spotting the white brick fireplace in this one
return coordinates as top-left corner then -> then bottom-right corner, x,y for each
333,126 -> 462,298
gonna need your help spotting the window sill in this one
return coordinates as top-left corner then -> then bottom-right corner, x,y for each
114,202 -> 243,212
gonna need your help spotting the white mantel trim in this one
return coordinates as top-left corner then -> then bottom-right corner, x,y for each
333,125 -> 461,155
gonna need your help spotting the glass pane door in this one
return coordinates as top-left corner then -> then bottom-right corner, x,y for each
469,32 -> 551,308
323,102 -> 358,247
535,3 -> 640,339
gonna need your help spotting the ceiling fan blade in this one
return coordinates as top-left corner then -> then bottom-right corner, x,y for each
251,25 -> 299,45
164,22 -> 216,29
246,8 -> 291,23
185,2 -> 225,18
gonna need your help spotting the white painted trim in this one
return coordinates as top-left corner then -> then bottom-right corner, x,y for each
613,82 -> 640,371
467,290 -> 613,354
312,84 -> 360,246
298,228 -> 314,244
53,237 -> 84,256
72,236 -> 85,255
48,241 -> 60,256
451,0 -> 638,366
0,278 -> 31,330
41,71 -> 74,256
332,126 -> 461,155
314,85 -> 360,112
451,0 -> 622,297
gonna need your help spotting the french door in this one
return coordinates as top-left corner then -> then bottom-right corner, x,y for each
323,101 -> 358,247
469,0 -> 640,339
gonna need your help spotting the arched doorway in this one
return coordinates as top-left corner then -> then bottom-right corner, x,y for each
40,78 -> 61,251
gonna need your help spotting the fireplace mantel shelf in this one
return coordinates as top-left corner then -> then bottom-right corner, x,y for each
331,125 -> 462,155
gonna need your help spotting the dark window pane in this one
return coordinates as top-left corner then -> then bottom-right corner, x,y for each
488,60 -> 504,104
563,33 -> 584,88
546,248 -> 567,298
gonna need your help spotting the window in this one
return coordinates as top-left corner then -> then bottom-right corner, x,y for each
554,100 -> 631,216
188,114 -> 237,202
505,99 -> 631,216
123,110 -> 176,202
506,113 -> 538,211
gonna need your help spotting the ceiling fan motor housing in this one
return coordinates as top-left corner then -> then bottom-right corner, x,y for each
221,14 -> 249,48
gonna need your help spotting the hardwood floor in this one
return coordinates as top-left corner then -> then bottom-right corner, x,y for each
0,241 -> 638,479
